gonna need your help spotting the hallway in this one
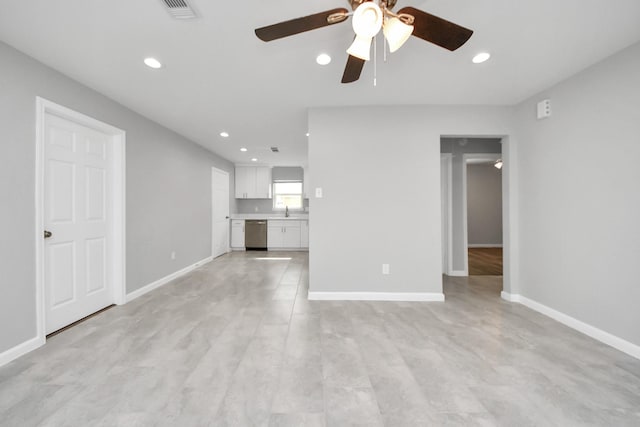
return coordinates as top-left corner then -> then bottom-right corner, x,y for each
1,252 -> 639,426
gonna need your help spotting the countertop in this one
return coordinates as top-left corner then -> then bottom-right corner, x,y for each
230,213 -> 309,221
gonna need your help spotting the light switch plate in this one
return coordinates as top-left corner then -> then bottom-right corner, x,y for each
315,188 -> 323,198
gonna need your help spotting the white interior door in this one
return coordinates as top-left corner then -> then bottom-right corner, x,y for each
212,168 -> 230,258
44,113 -> 114,334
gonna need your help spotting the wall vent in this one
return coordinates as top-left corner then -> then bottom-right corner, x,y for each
270,147 -> 279,152
161,0 -> 197,19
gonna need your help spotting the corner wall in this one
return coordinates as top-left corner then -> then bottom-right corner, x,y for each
0,41 -> 235,356
513,41 -> 640,347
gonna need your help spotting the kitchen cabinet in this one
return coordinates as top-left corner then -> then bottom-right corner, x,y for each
231,220 -> 245,249
235,166 -> 272,199
268,220 -> 301,249
255,167 -> 272,199
300,219 -> 309,249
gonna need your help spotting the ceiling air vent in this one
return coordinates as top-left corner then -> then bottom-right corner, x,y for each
270,147 -> 279,153
161,0 -> 197,19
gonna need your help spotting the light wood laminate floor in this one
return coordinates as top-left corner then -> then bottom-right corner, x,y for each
1,252 -> 639,426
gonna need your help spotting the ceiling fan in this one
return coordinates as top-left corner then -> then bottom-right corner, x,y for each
255,0 -> 473,84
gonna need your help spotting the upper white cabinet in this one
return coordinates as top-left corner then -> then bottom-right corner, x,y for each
255,167 -> 272,199
235,166 -> 272,199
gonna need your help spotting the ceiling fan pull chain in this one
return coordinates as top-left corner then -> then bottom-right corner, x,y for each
383,32 -> 388,63
373,35 -> 377,87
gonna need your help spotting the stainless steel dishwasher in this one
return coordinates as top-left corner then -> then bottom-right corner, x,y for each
245,220 -> 267,250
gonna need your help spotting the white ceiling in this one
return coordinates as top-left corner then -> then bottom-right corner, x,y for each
1,0 -> 639,166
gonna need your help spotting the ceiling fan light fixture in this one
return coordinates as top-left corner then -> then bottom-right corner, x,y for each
352,2 -> 383,38
383,17 -> 414,53
347,35 -> 373,61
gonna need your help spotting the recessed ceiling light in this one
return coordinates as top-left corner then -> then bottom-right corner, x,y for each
220,132 -> 229,138
306,132 -> 310,137
316,53 -> 331,65
144,57 -> 162,69
472,52 -> 491,64
240,147 -> 247,152
251,158 -> 258,162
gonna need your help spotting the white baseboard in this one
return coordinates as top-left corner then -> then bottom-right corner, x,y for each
502,292 -> 640,360
307,291 -> 445,302
447,270 -> 468,277
126,256 -> 213,302
0,335 -> 45,367
468,244 -> 503,248
500,291 -> 520,302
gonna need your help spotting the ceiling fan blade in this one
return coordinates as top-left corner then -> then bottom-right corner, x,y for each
398,7 -> 473,51
341,55 -> 366,83
255,8 -> 349,42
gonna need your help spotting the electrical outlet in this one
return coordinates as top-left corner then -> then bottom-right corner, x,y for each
382,264 -> 390,275
171,251 -> 176,260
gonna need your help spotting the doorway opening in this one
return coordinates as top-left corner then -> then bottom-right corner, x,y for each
465,153 -> 503,276
440,137 -> 506,293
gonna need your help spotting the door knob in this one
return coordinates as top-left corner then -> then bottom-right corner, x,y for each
44,230 -> 52,239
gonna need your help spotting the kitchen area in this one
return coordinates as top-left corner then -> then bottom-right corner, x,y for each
230,166 -> 309,251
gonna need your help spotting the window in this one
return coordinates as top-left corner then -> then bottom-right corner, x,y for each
273,181 -> 303,210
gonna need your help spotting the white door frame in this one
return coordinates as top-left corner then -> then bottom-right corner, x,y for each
462,152 -> 502,274
440,154 -> 453,275
35,97 -> 126,343
211,166 -> 230,257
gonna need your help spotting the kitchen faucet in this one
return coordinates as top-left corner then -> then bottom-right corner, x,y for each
285,206 -> 289,217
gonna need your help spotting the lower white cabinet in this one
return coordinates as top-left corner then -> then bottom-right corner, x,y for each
300,220 -> 309,249
231,220 -> 245,249
268,220 -> 301,249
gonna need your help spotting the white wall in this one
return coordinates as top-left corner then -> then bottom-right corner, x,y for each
514,41 -> 640,346
0,41 -> 235,355
308,106 -> 514,297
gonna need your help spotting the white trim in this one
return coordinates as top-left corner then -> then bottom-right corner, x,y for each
0,335 -> 45,367
126,256 -> 213,302
35,97 -> 126,341
468,244 -> 503,248
307,292 -> 445,302
440,154 -> 453,275
447,270 -> 468,277
502,293 -> 640,360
